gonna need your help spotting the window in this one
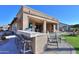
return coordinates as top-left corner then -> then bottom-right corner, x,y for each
29,23 -> 32,28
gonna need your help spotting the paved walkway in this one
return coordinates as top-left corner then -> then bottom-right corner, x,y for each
43,40 -> 76,54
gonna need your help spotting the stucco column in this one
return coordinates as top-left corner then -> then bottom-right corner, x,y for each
43,21 -> 46,33
57,23 -> 59,32
23,13 -> 29,30
32,22 -> 35,31
50,24 -> 52,32
53,24 -> 56,32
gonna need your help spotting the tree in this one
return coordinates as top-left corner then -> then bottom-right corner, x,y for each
71,24 -> 79,35
72,24 -> 79,29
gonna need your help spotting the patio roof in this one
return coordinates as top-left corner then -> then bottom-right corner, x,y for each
23,6 -> 58,21
10,17 -> 18,25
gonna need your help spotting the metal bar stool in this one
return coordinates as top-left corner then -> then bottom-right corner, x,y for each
21,34 -> 32,54
15,34 -> 32,54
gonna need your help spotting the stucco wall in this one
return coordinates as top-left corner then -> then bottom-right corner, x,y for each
31,34 -> 48,54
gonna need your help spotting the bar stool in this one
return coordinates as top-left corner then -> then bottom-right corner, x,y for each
15,34 -> 23,53
20,34 -> 32,54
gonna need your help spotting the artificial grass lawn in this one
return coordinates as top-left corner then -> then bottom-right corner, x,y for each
64,35 -> 79,54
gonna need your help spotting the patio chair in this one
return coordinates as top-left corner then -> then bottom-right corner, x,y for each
47,32 -> 59,48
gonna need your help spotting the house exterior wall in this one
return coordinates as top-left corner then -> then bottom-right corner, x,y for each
11,17 -> 23,31
16,7 -> 23,30
11,6 -> 59,33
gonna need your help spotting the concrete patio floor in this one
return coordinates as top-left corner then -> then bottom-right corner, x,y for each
43,40 -> 76,54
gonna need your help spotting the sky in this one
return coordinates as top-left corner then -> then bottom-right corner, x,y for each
0,5 -> 20,26
0,5 -> 79,26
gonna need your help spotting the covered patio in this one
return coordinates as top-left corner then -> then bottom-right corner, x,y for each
26,15 -> 59,33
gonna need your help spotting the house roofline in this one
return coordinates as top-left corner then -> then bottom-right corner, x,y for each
22,5 -> 59,22
10,17 -> 17,25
